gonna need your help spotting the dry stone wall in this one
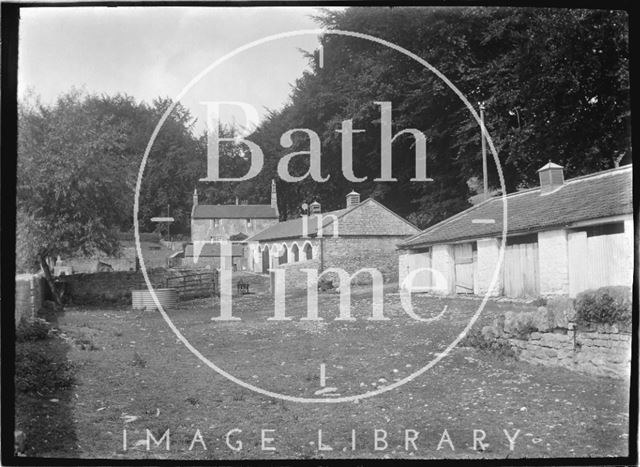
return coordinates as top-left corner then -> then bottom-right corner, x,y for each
483,295 -> 631,379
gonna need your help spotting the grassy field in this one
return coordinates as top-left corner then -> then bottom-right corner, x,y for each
16,274 -> 630,460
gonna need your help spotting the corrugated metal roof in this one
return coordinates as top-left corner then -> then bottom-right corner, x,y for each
400,165 -> 632,249
192,204 -> 278,219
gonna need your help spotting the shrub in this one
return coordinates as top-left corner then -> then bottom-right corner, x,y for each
461,328 -> 516,359
16,318 -> 51,342
531,297 -> 548,307
575,286 -> 632,326
15,340 -> 75,394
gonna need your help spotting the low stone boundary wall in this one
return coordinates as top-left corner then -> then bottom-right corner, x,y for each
59,269 -> 173,305
15,274 -> 46,323
509,328 -> 631,379
481,295 -> 631,379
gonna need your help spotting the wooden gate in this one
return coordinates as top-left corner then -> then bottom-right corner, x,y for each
454,243 -> 474,294
502,242 -> 539,298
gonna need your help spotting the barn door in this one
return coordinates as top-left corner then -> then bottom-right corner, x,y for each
454,243 -> 474,294
503,242 -> 540,298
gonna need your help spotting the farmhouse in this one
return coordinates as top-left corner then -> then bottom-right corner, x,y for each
190,180 -> 279,242
245,191 -> 420,288
398,162 -> 633,298
183,180 -> 280,269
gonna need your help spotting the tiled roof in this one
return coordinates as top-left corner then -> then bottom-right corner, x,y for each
184,242 -> 244,257
247,208 -> 349,242
247,198 -> 418,242
192,204 -> 278,219
400,165 -> 633,249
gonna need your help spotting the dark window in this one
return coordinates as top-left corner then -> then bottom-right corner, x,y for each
585,222 -> 624,237
506,233 -> 538,246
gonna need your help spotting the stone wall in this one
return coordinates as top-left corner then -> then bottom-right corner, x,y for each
59,269 -> 172,305
271,258 -> 322,294
15,274 -> 46,323
509,328 -> 631,379
321,236 -> 406,284
481,295 -> 631,379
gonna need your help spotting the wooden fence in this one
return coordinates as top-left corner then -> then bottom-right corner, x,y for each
163,270 -> 219,300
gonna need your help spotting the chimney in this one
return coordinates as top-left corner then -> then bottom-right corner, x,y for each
193,188 -> 198,207
537,161 -> 565,194
309,200 -> 321,215
271,179 -> 279,216
346,190 -> 360,208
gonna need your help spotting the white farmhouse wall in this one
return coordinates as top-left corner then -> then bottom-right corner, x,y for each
476,238 -> 503,296
538,229 -> 569,295
431,244 -> 454,295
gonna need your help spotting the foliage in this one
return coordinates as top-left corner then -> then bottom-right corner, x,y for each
15,340 -> 75,394
246,7 -> 629,226
16,318 -> 52,342
461,328 -> 517,359
531,297 -> 548,307
575,286 -> 632,326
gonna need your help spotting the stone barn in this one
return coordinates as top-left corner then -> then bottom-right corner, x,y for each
246,191 -> 420,289
398,163 -> 633,298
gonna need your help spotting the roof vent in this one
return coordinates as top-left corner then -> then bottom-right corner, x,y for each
346,190 -> 360,208
537,161 -> 564,194
309,200 -> 321,215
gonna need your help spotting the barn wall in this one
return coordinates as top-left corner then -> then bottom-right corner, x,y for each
538,229 -> 570,296
431,244 -> 455,295
321,235 -> 407,283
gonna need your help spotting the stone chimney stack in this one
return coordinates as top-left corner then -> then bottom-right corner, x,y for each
271,179 -> 279,216
309,200 -> 321,215
346,190 -> 360,208
537,161 -> 565,194
191,188 -> 198,217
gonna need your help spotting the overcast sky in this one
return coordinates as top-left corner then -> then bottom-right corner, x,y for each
18,6 -> 337,132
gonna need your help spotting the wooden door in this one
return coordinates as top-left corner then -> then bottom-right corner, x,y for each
503,242 -> 540,298
454,243 -> 474,294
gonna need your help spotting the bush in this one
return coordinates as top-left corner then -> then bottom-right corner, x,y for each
16,318 -> 51,342
15,340 -> 75,394
461,328 -> 516,359
575,286 -> 631,326
531,297 -> 548,307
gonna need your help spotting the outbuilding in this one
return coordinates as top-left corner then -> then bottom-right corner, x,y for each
398,163 -> 633,298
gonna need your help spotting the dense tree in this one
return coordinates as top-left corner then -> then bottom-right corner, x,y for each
246,7 -> 630,227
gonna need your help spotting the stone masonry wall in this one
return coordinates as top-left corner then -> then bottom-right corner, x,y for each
15,274 -> 46,323
321,236 -> 407,284
60,269 -> 172,305
482,295 -> 631,379
509,328 -> 631,379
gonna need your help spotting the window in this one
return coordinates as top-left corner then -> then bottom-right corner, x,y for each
246,218 -> 252,227
585,222 -> 624,237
